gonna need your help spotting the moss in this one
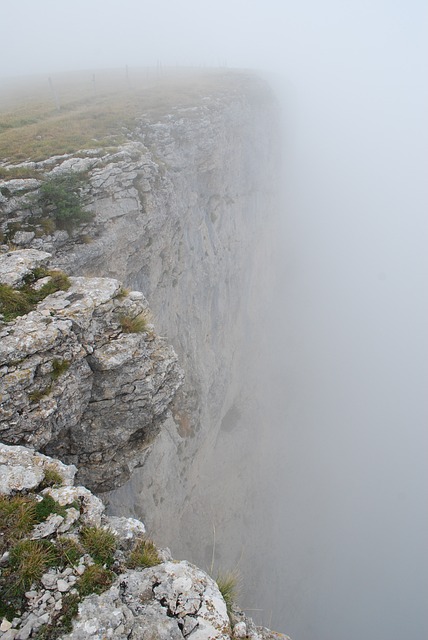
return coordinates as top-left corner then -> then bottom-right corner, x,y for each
34,494 -> 68,523
50,359 -> 70,381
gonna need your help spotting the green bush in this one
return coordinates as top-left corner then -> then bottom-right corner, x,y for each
37,172 -> 93,231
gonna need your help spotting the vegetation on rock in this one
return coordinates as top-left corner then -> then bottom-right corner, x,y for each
0,268 -> 70,322
37,172 -> 93,232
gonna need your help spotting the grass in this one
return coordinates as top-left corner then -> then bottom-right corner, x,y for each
80,526 -> 117,566
0,270 -> 70,322
40,465 -> 64,488
216,572 -> 239,618
77,564 -> 114,597
0,495 -> 37,552
119,312 -> 149,334
29,384 -> 52,403
8,539 -> 58,594
55,537 -> 83,568
0,68 -> 256,163
127,537 -> 161,569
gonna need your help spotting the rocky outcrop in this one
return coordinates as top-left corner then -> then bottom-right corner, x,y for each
0,72 -> 283,628
0,442 -> 289,640
0,250 -> 183,491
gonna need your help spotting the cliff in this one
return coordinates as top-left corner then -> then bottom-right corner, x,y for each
0,70 -> 283,635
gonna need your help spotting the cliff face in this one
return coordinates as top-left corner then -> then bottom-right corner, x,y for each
0,71 -> 281,625
0,250 -> 183,491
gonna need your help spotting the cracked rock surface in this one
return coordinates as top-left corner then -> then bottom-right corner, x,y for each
0,250 -> 183,491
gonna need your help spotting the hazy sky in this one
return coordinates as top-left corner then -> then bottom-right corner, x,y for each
1,0 -> 427,79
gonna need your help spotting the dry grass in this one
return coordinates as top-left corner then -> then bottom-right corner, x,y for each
127,537 -> 161,569
0,68 -> 256,163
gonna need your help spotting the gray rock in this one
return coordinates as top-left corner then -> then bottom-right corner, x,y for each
56,579 -> 70,593
102,516 -> 146,550
41,573 -> 58,590
0,249 -> 51,287
31,513 -> 64,539
12,231 -> 35,246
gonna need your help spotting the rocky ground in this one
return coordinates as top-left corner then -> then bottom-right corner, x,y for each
0,442 -> 289,640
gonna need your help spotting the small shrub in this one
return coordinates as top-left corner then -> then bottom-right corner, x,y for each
8,539 -> 57,593
77,564 -> 114,597
119,313 -> 148,334
127,538 -> 161,569
80,526 -> 117,566
37,172 -> 93,232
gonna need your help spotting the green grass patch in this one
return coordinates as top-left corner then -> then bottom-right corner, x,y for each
8,539 -> 58,594
77,564 -> 114,597
216,572 -> 239,619
80,526 -> 117,566
127,537 -> 161,569
119,313 -> 148,334
34,494 -> 68,523
0,270 -> 70,322
50,359 -> 70,381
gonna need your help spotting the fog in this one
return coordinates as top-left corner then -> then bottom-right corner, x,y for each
2,1 -> 428,639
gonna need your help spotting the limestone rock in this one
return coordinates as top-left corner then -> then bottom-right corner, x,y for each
0,251 -> 183,491
0,249 -> 51,287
